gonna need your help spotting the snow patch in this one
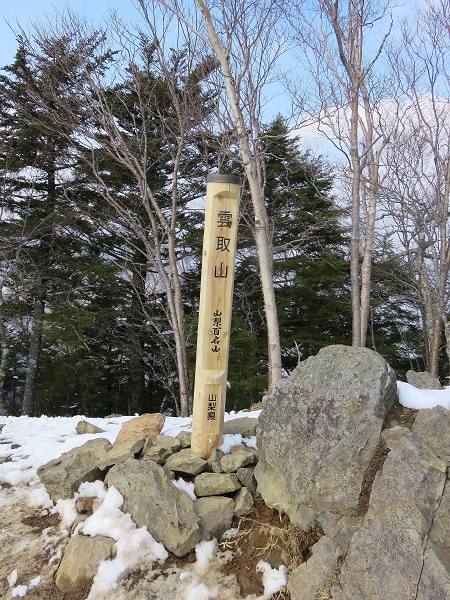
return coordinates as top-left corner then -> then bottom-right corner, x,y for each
11,585 -> 28,597
172,477 -> 197,501
7,569 -> 18,587
195,539 -> 218,575
398,381 -> 450,410
256,560 -> 287,598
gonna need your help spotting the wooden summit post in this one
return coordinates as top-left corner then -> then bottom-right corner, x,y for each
191,173 -> 242,458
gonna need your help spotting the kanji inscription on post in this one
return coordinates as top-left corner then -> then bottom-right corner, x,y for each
191,174 -> 242,458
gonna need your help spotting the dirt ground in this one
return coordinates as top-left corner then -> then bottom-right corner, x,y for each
0,484 -> 68,599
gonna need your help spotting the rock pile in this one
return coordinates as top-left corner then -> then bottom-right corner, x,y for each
254,345 -> 450,599
36,413 -> 259,593
36,346 -> 450,599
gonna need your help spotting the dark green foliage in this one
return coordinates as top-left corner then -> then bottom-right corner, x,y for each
226,116 -> 352,410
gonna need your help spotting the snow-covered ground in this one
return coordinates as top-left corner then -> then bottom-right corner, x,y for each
0,383 -> 447,599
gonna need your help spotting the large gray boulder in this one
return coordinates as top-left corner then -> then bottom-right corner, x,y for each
97,438 -> 144,470
194,472 -> 241,497
105,459 -> 201,557
165,449 -> 207,476
333,432 -> 447,599
220,446 -> 258,473
255,345 -> 397,526
37,438 -> 112,501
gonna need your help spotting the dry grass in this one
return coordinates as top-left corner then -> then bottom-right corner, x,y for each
219,495 -> 324,599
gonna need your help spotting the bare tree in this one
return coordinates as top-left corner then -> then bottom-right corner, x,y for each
381,0 -> 450,377
0,308 -> 10,415
291,0 -> 393,347
152,0 -> 288,391
18,12 -> 213,416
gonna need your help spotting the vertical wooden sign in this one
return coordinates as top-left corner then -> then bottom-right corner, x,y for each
191,174 -> 242,458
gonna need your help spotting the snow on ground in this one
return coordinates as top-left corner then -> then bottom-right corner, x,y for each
397,381 -> 450,410
0,410 -> 275,600
0,384 -> 447,599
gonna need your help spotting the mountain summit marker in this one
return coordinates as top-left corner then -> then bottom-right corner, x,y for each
191,174 -> 242,458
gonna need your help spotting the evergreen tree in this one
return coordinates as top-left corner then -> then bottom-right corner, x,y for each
227,116 -> 351,409
0,41 -> 79,415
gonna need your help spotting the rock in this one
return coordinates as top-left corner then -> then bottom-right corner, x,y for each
193,497 -> 234,541
223,417 -> 258,437
336,433 -> 447,599
332,518 -> 360,556
412,406 -> 450,463
55,535 -> 116,593
98,438 -> 144,470
236,466 -> 257,492
234,487 -> 254,516
0,423 -> 6,432
164,467 -> 175,480
381,425 -> 409,449
316,511 -> 340,534
416,546 -> 450,600
288,536 -> 340,600
318,513 -> 360,556
194,472 -> 241,497
153,434 -> 182,453
142,444 -> 172,465
71,514 -> 89,534
37,438 -> 112,501
165,449 -> 208,476
115,413 -> 165,445
255,457 -> 315,527
406,370 -> 441,389
220,446 -> 258,473
76,497 -> 98,514
75,420 -> 105,435
211,462 -> 222,473
256,345 -> 397,525
176,431 -> 192,448
207,448 -> 224,464
417,479 -> 450,599
106,459 -> 201,557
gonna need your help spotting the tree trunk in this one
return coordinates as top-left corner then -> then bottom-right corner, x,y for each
444,318 -> 450,383
430,315 -> 442,379
360,179 -> 378,347
168,150 -> 190,415
129,266 -> 147,415
21,157 -> 56,416
349,89 -> 362,347
21,292 -> 45,416
0,317 -> 9,416
195,0 -> 283,390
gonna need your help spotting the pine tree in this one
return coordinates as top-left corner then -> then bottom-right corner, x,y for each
227,116 -> 351,409
0,41 -> 78,415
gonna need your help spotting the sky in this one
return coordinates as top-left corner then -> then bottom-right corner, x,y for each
0,0 -> 136,69
0,383 -> 448,597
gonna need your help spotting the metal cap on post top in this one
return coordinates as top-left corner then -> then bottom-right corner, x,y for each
207,173 -> 242,185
